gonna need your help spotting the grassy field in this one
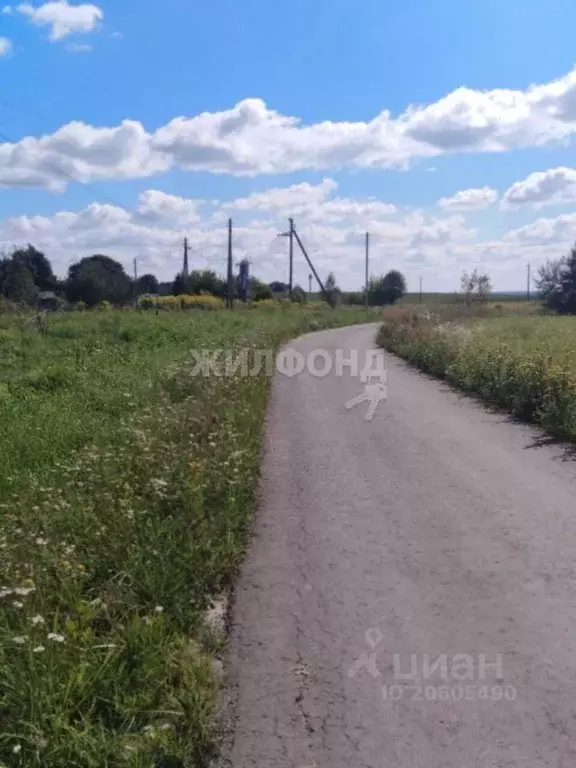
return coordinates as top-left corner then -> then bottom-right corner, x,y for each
378,304 -> 576,441
0,305 -> 372,767
399,292 -> 533,305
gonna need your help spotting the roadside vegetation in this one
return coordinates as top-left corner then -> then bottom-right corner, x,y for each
378,250 -> 576,442
0,305 -> 371,767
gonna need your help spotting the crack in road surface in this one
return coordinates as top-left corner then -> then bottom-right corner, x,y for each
220,323 -> 576,768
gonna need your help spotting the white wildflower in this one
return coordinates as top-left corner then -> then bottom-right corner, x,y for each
12,744 -> 21,754
33,646 -> 45,654
12,636 -> 27,645
13,587 -> 35,596
35,537 -> 48,546
154,606 -> 164,614
12,601 -> 23,609
47,633 -> 65,643
31,615 -> 45,626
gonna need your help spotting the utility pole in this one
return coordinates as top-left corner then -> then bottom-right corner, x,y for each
365,232 -> 369,308
133,258 -> 138,282
308,273 -> 312,296
289,218 -> 294,301
183,237 -> 189,280
527,263 -> 531,301
419,276 -> 423,303
227,219 -> 234,309
292,227 -> 326,297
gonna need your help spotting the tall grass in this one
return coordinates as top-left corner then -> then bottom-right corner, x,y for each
377,307 -> 576,441
0,306 -> 370,767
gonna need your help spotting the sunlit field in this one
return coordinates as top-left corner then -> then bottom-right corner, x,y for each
378,305 -> 576,441
0,305 -> 372,767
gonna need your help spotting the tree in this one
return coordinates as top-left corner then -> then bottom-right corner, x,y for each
368,271 -> 407,306
12,245 -> 58,292
251,277 -> 272,301
172,273 -> 187,296
0,260 -> 37,304
292,284 -> 306,303
269,281 -> 289,295
460,269 -> 492,304
66,255 -> 132,307
136,274 -> 159,295
187,269 -> 226,297
537,247 -> 576,314
324,272 -> 342,308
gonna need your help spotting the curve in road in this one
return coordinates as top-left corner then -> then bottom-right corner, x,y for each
221,323 -> 576,768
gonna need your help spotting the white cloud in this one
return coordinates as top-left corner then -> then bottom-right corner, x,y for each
228,179 -> 338,213
0,37 -> 13,56
17,1 -> 103,41
0,182 -> 489,291
65,41 -> 92,52
502,167 -> 576,208
224,179 -> 397,226
0,120 -> 168,189
504,211 -> 576,245
7,65 -> 576,188
2,5 -> 12,13
438,186 -> 498,211
136,190 -> 202,225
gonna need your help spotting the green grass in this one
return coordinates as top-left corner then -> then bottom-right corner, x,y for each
0,305 -> 372,767
377,305 -> 576,441
399,292 -> 533,305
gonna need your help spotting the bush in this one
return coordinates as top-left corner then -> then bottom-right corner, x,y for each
368,271 -> 407,306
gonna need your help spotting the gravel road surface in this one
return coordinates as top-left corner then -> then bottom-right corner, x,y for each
220,323 -> 576,768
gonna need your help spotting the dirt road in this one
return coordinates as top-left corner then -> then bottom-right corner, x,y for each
221,323 -> 576,768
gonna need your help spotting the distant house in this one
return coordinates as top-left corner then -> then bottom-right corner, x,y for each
37,291 -> 60,311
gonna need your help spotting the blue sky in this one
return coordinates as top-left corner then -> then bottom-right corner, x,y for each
2,0 -> 576,290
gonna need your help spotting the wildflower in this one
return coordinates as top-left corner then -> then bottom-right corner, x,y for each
33,646 -> 45,654
12,601 -> 23,609
47,633 -> 65,643
13,587 -> 35,596
12,636 -> 27,645
0,588 -> 13,598
154,606 -> 164,614
31,615 -> 45,626
35,537 -> 48,546
12,744 -> 21,754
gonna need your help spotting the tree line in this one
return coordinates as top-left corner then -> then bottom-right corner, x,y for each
0,245 -> 410,308
0,246 -> 269,308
